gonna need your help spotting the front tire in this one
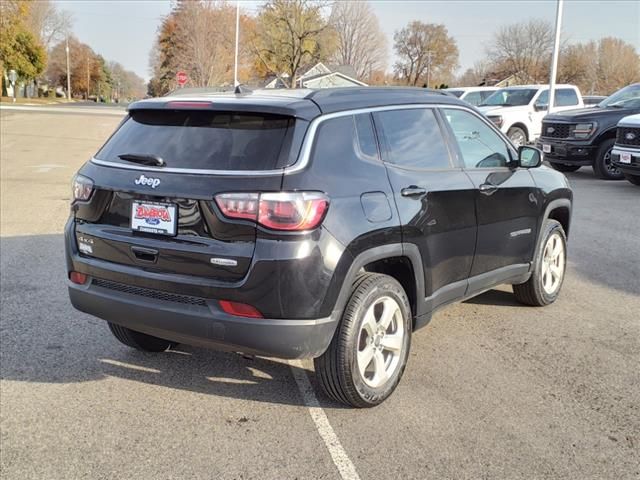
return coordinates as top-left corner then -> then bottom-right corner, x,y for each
514,220 -> 567,306
593,139 -> 624,180
623,173 -> 640,186
314,273 -> 412,408
507,126 -> 527,147
550,163 -> 581,173
108,322 -> 176,352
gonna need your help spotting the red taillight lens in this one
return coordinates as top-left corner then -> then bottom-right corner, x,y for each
215,193 -> 259,220
72,174 -> 94,202
69,271 -> 88,285
214,192 -> 329,231
219,300 -> 263,318
258,192 -> 328,231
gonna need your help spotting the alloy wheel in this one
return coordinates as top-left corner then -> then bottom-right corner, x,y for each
541,232 -> 565,294
356,296 -> 405,388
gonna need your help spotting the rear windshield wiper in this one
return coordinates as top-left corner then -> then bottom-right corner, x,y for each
118,153 -> 165,167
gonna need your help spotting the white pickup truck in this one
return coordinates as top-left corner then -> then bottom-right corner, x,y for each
478,84 -> 584,146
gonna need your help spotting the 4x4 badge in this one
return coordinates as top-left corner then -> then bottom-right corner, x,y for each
134,174 -> 161,189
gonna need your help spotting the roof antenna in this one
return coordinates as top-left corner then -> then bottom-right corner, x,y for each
234,84 -> 252,95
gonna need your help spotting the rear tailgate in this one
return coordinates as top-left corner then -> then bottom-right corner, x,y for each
72,107 -> 306,282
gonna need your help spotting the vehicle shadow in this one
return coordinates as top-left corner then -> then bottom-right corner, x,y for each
0,233 -> 350,409
464,288 -> 524,307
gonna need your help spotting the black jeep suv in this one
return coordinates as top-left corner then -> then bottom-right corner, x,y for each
537,83 -> 640,180
66,87 -> 572,407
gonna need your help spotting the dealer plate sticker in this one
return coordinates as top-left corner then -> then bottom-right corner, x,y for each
542,144 -> 551,153
131,201 -> 177,235
620,152 -> 632,164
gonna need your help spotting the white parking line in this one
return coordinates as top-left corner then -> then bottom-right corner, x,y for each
289,360 -> 361,480
0,105 -> 126,116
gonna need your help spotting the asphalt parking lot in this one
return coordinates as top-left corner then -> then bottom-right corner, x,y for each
1,107 -> 639,480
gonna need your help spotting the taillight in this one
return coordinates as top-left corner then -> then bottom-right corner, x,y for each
214,192 -> 329,231
72,174 -> 94,202
218,300 -> 263,318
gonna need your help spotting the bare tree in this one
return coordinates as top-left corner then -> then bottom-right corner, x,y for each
252,0 -> 334,88
597,37 -> 640,95
455,60 -> 493,87
328,1 -> 387,81
24,0 -> 73,50
486,19 -> 554,83
393,21 -> 458,87
174,1 -> 236,87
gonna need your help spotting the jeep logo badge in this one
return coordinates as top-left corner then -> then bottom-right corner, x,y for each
626,132 -> 636,141
134,174 -> 161,189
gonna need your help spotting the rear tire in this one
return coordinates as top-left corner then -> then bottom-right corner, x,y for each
623,173 -> 640,186
593,139 -> 624,180
108,322 -> 176,352
550,163 -> 581,173
514,220 -> 567,306
314,273 -> 412,408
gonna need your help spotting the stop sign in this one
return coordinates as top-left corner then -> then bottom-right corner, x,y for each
176,71 -> 188,87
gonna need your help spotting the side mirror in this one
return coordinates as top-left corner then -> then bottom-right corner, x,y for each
517,146 -> 542,168
534,103 -> 548,112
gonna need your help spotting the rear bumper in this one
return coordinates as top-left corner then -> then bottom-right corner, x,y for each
536,138 -> 597,166
611,145 -> 640,176
69,278 -> 338,359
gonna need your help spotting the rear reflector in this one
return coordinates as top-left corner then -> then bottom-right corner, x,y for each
69,271 -> 88,285
219,300 -> 263,319
214,192 -> 329,231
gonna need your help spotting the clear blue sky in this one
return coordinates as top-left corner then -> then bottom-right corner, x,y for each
54,0 -> 640,82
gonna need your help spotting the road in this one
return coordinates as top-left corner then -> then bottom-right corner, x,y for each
1,108 -> 639,480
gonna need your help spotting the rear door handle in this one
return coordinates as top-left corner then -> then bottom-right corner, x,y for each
401,186 -> 427,197
479,183 -> 499,195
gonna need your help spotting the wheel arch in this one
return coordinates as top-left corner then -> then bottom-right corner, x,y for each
331,243 -> 425,327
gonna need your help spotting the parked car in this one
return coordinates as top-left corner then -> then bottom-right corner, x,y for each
611,113 -> 640,185
478,84 -> 584,146
536,83 -> 640,179
66,87 -> 572,407
583,95 -> 607,107
444,86 -> 498,106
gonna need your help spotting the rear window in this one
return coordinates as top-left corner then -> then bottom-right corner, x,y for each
95,110 -> 295,171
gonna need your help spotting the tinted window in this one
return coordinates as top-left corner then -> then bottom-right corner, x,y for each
556,88 -> 579,106
443,109 -> 510,168
481,88 -> 538,106
96,110 -> 295,170
536,89 -> 579,107
375,109 -> 451,169
463,91 -> 483,106
311,114 -> 379,165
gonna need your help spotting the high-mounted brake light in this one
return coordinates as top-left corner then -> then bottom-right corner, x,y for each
165,101 -> 211,109
214,192 -> 329,231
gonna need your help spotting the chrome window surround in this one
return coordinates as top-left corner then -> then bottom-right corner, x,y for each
90,103 -> 514,176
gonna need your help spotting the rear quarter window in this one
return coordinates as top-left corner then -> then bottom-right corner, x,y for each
95,110 -> 296,171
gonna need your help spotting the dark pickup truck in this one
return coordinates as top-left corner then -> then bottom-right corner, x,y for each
537,83 -> 640,179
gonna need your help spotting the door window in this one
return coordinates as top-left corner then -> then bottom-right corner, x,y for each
443,109 -> 511,168
536,89 -> 579,108
375,108 -> 451,169
463,91 -> 483,106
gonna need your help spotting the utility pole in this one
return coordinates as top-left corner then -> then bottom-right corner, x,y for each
65,35 -> 71,100
86,56 -> 90,100
426,51 -> 433,89
548,0 -> 564,114
233,1 -> 240,87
